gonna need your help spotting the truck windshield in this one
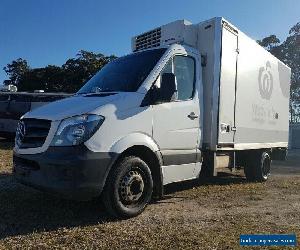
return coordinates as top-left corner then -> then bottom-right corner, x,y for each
78,48 -> 166,94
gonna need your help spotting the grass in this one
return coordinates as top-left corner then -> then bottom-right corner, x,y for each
0,140 -> 13,173
0,138 -> 299,249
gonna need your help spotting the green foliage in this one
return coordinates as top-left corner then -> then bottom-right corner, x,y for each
18,65 -> 66,92
61,50 -> 116,92
260,22 -> 300,123
257,35 -> 280,50
281,23 -> 300,123
4,51 -> 116,93
3,58 -> 30,86
289,22 -> 300,36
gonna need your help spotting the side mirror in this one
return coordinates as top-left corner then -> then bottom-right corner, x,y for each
159,73 -> 177,102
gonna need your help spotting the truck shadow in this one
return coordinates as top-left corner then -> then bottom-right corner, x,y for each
0,173 -> 113,239
160,173 -> 247,202
0,171 -> 247,239
168,174 -> 246,191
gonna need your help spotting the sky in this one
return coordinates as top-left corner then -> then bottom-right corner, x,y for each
0,0 -> 299,84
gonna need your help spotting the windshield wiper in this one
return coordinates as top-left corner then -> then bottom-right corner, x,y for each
76,90 -> 116,95
82,91 -> 118,97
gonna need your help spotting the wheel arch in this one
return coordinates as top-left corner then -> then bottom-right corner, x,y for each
104,133 -> 164,198
109,132 -> 160,154
117,145 -> 164,198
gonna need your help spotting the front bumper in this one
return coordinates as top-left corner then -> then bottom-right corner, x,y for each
13,145 -> 117,200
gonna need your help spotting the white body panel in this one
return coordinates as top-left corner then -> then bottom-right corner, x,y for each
162,162 -> 202,185
153,99 -> 199,150
234,31 -> 290,147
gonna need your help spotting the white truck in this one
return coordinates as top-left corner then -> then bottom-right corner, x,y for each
13,17 -> 291,218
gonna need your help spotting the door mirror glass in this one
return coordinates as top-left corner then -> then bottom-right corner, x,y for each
160,73 -> 177,102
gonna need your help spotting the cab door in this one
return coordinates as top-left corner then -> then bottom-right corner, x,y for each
152,50 -> 201,184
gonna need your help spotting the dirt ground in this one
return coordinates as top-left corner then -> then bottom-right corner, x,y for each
0,138 -> 299,249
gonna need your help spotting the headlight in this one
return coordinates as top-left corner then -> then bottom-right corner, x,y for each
51,114 -> 104,146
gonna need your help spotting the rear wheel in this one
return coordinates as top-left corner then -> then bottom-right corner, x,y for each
244,151 -> 271,182
102,156 -> 153,218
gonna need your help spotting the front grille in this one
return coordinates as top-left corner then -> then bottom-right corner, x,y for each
134,27 -> 161,51
16,119 -> 51,149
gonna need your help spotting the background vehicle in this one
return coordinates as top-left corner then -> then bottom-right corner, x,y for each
0,84 -> 17,92
0,92 -> 70,138
13,17 -> 290,218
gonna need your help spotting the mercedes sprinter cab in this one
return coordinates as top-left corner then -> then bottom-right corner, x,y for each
13,17 -> 291,218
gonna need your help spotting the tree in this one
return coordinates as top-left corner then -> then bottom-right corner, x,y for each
61,50 -> 116,92
284,22 -> 300,123
4,50 -> 117,93
289,22 -> 300,36
3,58 -> 29,86
18,65 -> 66,92
257,35 -> 281,50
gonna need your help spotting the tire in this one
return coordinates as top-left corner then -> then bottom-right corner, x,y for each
244,151 -> 271,182
102,156 -> 153,218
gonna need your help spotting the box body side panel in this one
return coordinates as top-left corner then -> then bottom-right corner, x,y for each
233,32 -> 290,147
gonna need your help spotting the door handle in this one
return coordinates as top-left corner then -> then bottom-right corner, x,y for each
187,112 -> 198,120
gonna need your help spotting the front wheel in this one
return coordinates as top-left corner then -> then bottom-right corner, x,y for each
244,151 -> 271,182
102,156 -> 153,218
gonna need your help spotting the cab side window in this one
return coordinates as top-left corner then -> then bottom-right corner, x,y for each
173,56 -> 195,101
159,55 -> 195,101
